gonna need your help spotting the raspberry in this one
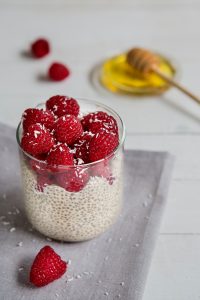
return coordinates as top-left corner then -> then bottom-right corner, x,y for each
48,62 -> 70,81
46,144 -> 74,170
21,124 -> 54,156
81,111 -> 118,134
72,132 -> 93,164
57,168 -> 89,192
30,246 -> 67,287
29,153 -> 47,175
31,38 -> 50,58
46,95 -> 79,117
91,162 -> 115,185
54,115 -> 83,145
36,174 -> 54,192
22,108 -> 54,132
89,129 -> 119,162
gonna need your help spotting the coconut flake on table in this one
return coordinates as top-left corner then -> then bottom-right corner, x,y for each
2,193 -> 6,200
15,208 -> 20,214
66,276 -> 74,283
16,241 -> 23,247
2,221 -> 10,226
83,271 -> 90,276
67,259 -> 72,265
143,201 -> 148,207
9,227 -> 16,232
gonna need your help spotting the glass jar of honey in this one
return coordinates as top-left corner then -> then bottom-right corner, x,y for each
100,52 -> 176,95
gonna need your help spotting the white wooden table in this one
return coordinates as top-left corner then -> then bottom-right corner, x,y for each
1,1 -> 200,299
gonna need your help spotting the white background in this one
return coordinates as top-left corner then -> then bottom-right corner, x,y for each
1,0 -> 200,299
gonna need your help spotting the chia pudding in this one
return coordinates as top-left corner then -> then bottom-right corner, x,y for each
17,97 -> 125,241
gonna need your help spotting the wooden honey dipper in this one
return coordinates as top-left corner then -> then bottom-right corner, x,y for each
127,48 -> 200,104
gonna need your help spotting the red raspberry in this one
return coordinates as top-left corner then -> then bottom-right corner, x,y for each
22,108 -> 54,132
36,174 -> 54,192
48,62 -> 70,81
54,115 -> 83,145
57,168 -> 89,192
89,129 -> 119,162
29,153 -> 47,175
46,95 -> 79,117
72,132 -> 93,164
91,162 -> 115,185
81,111 -> 118,134
46,144 -> 74,170
21,124 -> 54,156
30,246 -> 67,287
31,38 -> 50,58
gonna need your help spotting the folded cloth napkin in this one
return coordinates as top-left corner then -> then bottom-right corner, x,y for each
0,123 -> 174,300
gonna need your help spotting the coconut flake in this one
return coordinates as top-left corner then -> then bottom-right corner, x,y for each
16,241 -> 23,247
2,221 -> 10,226
10,227 -> 16,232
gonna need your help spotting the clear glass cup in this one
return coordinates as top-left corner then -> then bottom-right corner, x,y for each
16,99 -> 125,242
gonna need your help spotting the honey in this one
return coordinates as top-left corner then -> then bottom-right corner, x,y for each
100,52 -> 176,95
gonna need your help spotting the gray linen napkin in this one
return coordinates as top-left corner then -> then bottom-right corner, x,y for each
0,123 -> 174,300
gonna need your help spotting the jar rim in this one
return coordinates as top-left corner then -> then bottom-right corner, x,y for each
16,97 -> 126,169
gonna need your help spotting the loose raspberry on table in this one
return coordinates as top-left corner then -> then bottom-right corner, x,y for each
30,246 -> 67,287
54,115 -> 83,145
57,168 -> 89,192
72,132 -> 93,164
22,108 -> 54,132
31,38 -> 50,58
46,143 -> 74,170
89,129 -> 119,162
81,111 -> 118,134
48,62 -> 70,81
21,124 -> 54,156
46,95 -> 79,117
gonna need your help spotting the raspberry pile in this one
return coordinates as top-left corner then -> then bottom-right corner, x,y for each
20,95 -> 119,192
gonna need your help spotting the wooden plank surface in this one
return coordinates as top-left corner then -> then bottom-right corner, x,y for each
0,1 -> 200,299
143,235 -> 200,300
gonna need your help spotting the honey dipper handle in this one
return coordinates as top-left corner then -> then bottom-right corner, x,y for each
152,65 -> 200,105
